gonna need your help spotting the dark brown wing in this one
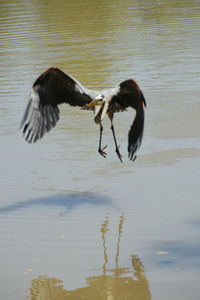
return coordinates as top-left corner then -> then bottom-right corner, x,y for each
20,67 -> 96,143
109,79 -> 146,161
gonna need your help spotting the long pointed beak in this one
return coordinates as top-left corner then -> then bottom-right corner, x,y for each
87,99 -> 100,107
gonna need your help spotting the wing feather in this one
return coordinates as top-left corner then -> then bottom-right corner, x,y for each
21,67 -> 98,143
109,79 -> 146,161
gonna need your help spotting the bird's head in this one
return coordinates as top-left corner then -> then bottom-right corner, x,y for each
87,94 -> 108,124
87,94 -> 105,107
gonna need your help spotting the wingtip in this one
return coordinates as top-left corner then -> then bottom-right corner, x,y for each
129,154 -> 137,162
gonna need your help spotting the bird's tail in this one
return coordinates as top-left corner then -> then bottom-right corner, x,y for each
128,107 -> 145,161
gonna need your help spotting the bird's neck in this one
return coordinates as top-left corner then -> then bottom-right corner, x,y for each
94,102 -> 108,124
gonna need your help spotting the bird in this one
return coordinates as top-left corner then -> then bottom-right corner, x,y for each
20,67 -> 146,162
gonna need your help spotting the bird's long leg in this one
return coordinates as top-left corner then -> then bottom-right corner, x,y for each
111,123 -> 123,163
109,113 -> 123,163
98,123 -> 107,158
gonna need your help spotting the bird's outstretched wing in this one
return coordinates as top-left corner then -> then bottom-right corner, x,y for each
20,67 -> 96,143
109,79 -> 146,161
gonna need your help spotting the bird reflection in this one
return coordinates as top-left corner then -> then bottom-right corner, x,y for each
101,214 -> 109,276
30,215 -> 151,299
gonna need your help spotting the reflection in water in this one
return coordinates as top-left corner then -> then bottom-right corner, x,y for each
115,214 -> 124,271
30,215 -> 151,299
101,214 -> 109,276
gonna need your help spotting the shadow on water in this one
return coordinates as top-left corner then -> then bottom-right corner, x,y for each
29,214 -> 151,299
151,240 -> 200,268
0,192 -> 119,215
150,220 -> 200,268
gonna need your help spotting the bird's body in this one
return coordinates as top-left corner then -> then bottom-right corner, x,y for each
21,67 -> 146,162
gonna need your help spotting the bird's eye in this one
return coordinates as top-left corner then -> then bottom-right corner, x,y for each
95,94 -> 105,102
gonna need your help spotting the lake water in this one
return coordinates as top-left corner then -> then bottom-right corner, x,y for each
0,0 -> 200,299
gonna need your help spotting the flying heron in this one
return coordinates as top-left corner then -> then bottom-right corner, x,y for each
20,67 -> 146,162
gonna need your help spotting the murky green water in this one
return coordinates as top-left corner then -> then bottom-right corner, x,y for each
0,0 -> 200,299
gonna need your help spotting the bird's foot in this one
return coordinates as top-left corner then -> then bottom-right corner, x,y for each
115,145 -> 123,163
98,145 -> 107,158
